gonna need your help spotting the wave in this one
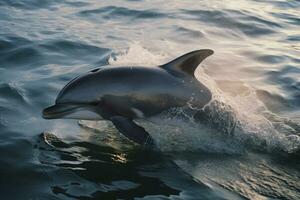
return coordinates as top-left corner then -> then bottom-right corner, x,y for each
0,35 -> 111,70
265,65 -> 300,108
0,36 -> 43,68
39,40 -> 110,63
180,9 -> 280,37
0,82 -> 29,104
79,6 -> 166,20
174,26 -> 205,39
0,0 -> 63,10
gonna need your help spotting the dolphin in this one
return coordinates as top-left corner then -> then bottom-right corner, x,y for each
43,50 -> 213,145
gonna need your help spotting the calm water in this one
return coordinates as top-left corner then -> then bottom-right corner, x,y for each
0,0 -> 300,199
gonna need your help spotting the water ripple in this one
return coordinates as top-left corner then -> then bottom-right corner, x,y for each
0,82 -> 28,104
0,0 -> 62,10
40,40 -> 110,63
180,8 -> 280,36
79,6 -> 167,20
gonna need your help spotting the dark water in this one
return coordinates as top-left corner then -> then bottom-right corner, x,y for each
1,0 -> 300,199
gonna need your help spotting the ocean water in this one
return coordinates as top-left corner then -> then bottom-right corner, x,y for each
0,0 -> 300,199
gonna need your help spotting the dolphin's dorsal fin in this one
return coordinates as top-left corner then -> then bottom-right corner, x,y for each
160,49 -> 213,77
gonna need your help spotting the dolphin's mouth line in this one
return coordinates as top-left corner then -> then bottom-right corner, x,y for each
42,103 -> 94,119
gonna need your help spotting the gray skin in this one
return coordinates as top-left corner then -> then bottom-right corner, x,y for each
43,49 -> 213,145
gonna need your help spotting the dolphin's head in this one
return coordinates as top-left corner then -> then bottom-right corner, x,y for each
43,70 -> 103,120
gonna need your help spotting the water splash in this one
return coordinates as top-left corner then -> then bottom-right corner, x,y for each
108,42 -> 167,66
197,67 -> 300,153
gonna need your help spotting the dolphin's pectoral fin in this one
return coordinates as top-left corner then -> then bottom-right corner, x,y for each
110,116 -> 154,146
160,49 -> 214,77
96,101 -> 153,145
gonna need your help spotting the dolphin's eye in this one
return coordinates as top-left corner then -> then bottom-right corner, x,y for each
90,68 -> 100,73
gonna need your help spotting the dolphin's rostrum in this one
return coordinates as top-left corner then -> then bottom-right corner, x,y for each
43,49 -> 214,145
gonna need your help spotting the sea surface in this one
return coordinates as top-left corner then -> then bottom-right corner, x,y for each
0,0 -> 300,199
